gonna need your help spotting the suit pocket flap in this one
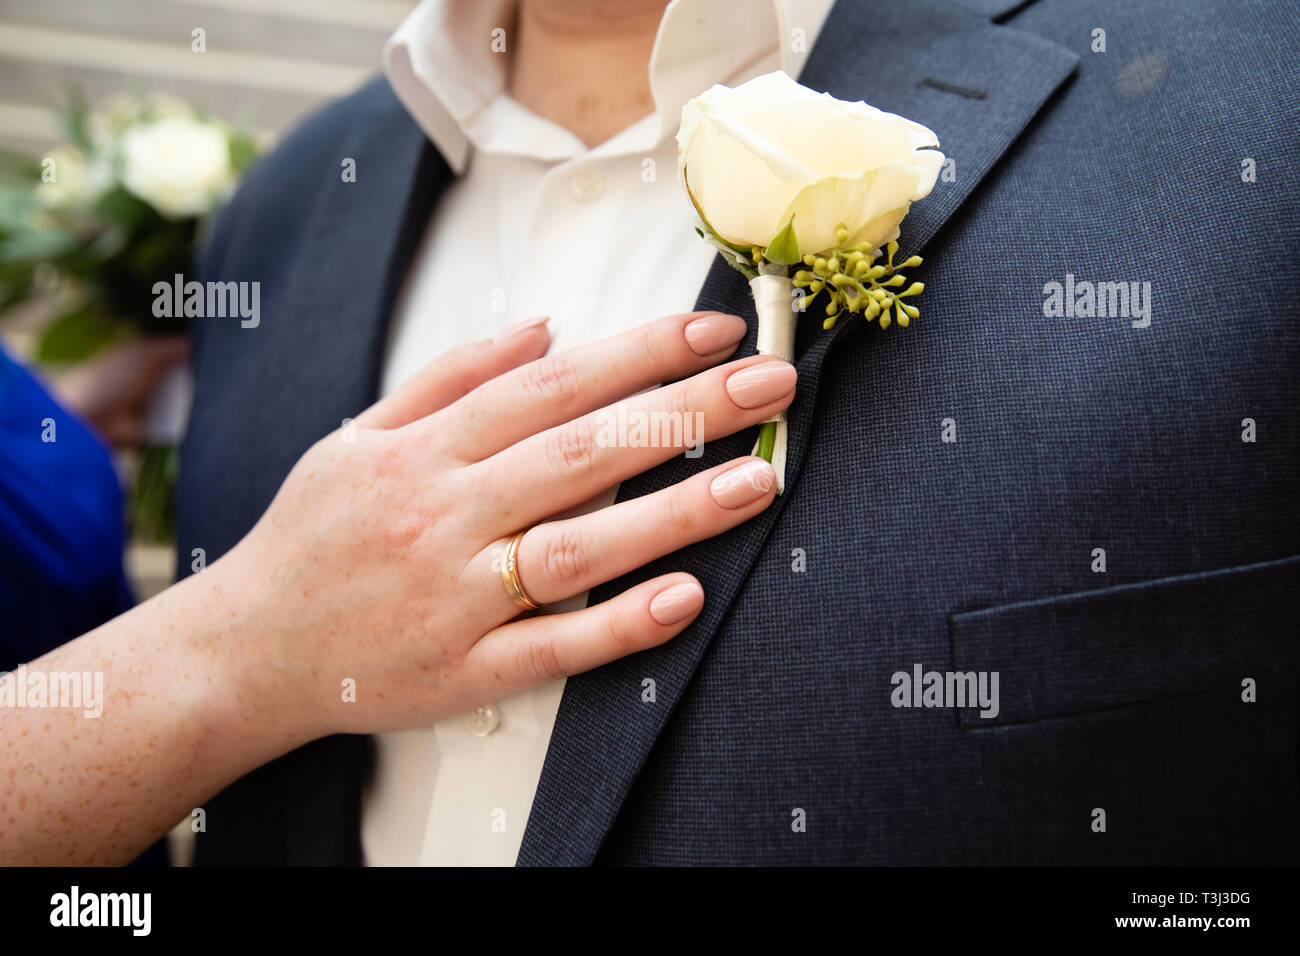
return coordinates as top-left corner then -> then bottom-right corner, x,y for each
949,554 -> 1300,728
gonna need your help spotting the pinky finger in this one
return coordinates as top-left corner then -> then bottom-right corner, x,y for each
466,573 -> 704,695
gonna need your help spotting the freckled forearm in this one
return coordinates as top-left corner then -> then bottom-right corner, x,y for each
0,557 -> 317,865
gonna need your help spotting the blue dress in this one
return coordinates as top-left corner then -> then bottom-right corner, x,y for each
0,346 -> 132,671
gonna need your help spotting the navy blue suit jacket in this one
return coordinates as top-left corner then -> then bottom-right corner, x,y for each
177,0 -> 1300,864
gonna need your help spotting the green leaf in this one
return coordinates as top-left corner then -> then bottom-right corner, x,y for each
765,218 -> 800,266
227,133 -> 258,173
0,271 -> 36,313
131,443 -> 180,543
93,185 -> 155,230
701,231 -> 757,280
35,308 -> 125,362
755,420 -> 777,462
58,84 -> 93,153
0,148 -> 43,182
0,225 -> 81,264
0,185 -> 38,225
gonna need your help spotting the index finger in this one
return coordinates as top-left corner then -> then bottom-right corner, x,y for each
421,311 -> 748,461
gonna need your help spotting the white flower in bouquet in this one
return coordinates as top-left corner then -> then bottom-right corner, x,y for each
119,115 -> 235,219
103,94 -> 144,134
35,145 -> 112,211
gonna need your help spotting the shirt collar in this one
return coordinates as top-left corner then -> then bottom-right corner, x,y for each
383,0 -> 834,173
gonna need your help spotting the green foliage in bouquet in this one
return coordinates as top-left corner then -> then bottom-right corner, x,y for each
0,89 -> 259,542
0,89 -> 258,360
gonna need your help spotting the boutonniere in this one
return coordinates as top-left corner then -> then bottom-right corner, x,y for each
677,71 -> 944,492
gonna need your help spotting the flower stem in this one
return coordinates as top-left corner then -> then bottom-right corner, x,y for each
756,420 -> 777,463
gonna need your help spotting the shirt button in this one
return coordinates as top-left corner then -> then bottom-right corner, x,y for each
464,703 -> 501,736
569,169 -> 603,202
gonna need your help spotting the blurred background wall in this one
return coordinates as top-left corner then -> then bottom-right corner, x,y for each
0,0 -> 414,155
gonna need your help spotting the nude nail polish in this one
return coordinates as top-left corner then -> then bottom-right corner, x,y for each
649,582 -> 704,625
684,313 -> 747,356
710,460 -> 777,508
725,360 -> 797,408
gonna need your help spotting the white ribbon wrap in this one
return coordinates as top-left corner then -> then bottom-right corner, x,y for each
749,272 -> 796,493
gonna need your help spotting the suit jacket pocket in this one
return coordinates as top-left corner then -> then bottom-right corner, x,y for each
949,554 -> 1300,729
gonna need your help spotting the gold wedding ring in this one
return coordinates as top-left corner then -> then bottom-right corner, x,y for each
501,530 -> 541,611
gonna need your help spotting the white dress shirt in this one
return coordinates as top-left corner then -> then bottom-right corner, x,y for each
363,0 -> 833,866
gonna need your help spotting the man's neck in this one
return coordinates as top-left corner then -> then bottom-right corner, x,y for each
508,0 -> 669,148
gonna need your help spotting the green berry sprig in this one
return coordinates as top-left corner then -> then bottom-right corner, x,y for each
790,225 -> 926,331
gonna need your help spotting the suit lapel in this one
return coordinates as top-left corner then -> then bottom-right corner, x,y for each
284,83 -> 450,421
517,0 -> 1078,865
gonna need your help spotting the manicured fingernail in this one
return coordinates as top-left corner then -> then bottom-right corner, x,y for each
710,459 -> 777,508
725,360 -> 796,408
649,581 -> 704,626
494,315 -> 549,344
684,313 -> 747,356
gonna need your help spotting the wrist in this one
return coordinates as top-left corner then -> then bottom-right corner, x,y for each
171,546 -> 327,758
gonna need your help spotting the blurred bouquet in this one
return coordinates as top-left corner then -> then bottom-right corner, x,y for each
0,90 -> 258,541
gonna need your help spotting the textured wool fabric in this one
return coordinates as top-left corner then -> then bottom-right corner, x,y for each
177,0 -> 1300,866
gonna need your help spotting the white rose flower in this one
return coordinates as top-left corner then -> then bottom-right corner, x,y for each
678,71 -> 944,258
119,115 -> 234,219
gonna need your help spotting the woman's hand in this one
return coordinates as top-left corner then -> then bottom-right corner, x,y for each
2,309 -> 794,865
213,310 -> 794,739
